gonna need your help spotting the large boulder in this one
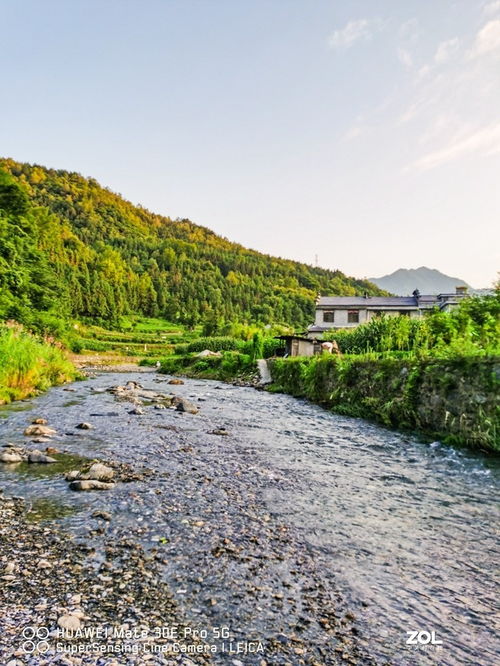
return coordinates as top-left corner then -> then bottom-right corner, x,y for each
0,451 -> 23,464
69,480 -> 115,491
27,451 -> 57,464
24,425 -> 56,437
80,463 -> 115,482
172,396 -> 199,414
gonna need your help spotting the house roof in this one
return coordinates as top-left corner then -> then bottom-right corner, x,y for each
275,335 -> 316,343
316,295 -> 442,308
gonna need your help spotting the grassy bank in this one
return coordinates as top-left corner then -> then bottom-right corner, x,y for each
158,351 -> 257,382
268,355 -> 500,452
0,326 -> 76,404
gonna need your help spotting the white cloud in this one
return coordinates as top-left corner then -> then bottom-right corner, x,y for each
328,19 -> 382,50
469,19 -> 500,57
434,37 -> 460,63
343,124 -> 366,141
411,123 -> 500,170
483,1 -> 500,16
398,47 -> 414,68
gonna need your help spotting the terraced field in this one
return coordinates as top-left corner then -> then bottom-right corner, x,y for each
70,317 -> 199,367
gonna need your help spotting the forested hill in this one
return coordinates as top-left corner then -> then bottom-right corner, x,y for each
0,157 -> 385,330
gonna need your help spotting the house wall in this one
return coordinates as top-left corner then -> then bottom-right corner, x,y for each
315,308 -> 369,328
315,307 -> 423,329
298,340 -> 315,356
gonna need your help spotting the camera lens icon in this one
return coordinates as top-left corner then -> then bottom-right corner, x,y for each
22,626 -> 49,640
22,641 -> 35,653
37,641 -> 50,653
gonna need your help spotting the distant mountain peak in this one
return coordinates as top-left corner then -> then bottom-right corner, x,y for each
369,267 -> 471,296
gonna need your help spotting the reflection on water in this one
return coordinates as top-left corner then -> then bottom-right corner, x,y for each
0,372 -> 498,665
25,496 -> 79,522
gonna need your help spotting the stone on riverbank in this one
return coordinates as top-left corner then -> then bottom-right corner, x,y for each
27,451 -> 57,464
76,422 -> 93,430
84,462 -> 115,481
57,614 -> 81,631
168,378 -> 184,385
172,396 -> 199,414
92,510 -> 112,521
23,424 -> 56,437
69,480 -> 115,491
0,452 -> 23,464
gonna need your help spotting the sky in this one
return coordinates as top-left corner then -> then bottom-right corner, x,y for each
2,0 -> 499,288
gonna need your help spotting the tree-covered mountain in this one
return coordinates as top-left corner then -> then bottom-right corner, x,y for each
370,267 -> 471,296
0,157 -> 385,331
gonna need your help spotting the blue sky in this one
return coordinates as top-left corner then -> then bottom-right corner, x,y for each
2,0 -> 499,287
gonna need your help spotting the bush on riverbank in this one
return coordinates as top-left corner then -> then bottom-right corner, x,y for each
268,355 -> 500,452
159,351 -> 257,382
0,325 -> 76,403
174,335 -> 281,359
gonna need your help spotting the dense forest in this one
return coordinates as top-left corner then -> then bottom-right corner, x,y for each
0,158 -> 385,333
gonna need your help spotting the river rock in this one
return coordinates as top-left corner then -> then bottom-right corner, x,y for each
81,463 -> 115,481
209,429 -> 230,436
69,480 -> 115,491
172,397 -> 199,414
0,451 -> 23,464
65,470 -> 80,481
27,452 -> 57,464
129,407 -> 144,415
168,378 -> 184,385
32,418 -> 48,425
76,422 -> 93,430
126,381 -> 142,389
57,614 -> 81,631
24,424 -> 56,437
92,510 -> 112,521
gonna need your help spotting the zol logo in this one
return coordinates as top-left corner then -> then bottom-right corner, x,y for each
406,630 -> 443,646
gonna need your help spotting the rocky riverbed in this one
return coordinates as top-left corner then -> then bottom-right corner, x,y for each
0,374 -> 376,666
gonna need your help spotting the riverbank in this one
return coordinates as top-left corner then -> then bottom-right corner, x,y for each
158,352 -> 259,384
0,373 -> 374,665
0,494 -> 214,665
268,354 -> 500,452
0,326 -> 76,405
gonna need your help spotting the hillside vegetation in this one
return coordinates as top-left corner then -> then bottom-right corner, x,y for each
0,158 -> 384,333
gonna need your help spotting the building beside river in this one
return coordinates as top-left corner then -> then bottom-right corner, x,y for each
307,286 -> 468,337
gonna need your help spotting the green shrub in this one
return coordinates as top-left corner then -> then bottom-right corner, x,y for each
0,325 -> 76,403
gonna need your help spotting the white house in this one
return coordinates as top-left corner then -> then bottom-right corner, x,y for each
306,287 -> 468,337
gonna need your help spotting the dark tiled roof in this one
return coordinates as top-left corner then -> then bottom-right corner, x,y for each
275,335 -> 315,342
317,296 -> 440,307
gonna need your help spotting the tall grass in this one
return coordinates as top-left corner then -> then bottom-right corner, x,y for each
0,325 -> 76,403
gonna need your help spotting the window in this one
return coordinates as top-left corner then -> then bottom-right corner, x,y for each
347,310 -> 359,323
323,311 -> 335,323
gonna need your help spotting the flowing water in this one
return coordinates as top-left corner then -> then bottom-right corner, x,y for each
0,372 -> 498,665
